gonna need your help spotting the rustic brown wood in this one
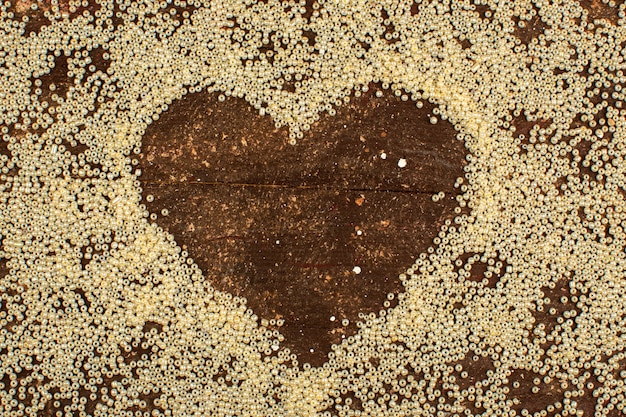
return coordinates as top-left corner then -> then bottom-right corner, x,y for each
138,87 -> 466,366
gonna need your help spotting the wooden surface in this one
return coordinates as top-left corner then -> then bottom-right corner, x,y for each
138,87 -> 466,366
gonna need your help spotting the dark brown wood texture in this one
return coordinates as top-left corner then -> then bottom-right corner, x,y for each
138,88 -> 465,366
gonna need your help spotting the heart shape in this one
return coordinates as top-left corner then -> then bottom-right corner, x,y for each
137,85 -> 466,366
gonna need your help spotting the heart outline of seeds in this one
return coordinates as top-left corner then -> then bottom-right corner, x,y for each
138,85 -> 467,366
